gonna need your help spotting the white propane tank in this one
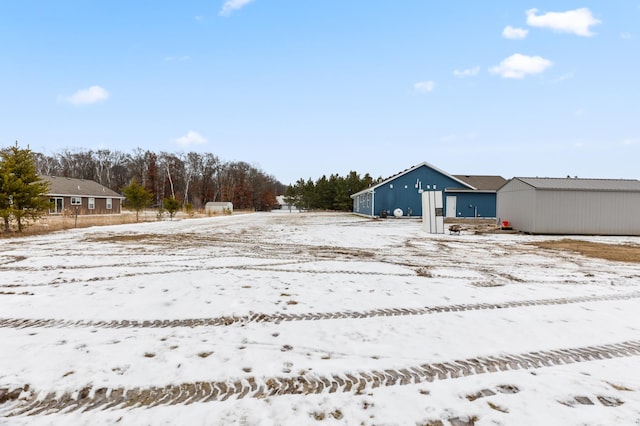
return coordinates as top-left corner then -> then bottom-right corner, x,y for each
393,208 -> 403,218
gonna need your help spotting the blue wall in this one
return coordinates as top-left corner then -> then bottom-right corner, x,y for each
352,191 -> 374,216
445,192 -> 497,218
352,164 -> 498,218
361,165 -> 467,217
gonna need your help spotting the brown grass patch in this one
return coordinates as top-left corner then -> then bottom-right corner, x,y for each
529,239 -> 640,263
1,213 -> 145,238
308,245 -> 376,259
606,381 -> 634,391
487,401 -> 509,413
0,209 -> 252,239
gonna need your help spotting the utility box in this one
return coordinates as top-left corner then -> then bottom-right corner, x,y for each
422,191 -> 444,234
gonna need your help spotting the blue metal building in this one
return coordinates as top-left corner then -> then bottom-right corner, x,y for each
351,162 -> 505,218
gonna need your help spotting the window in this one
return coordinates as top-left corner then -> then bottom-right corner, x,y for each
49,197 -> 63,214
88,197 -> 95,210
70,197 -> 81,205
106,198 -> 112,209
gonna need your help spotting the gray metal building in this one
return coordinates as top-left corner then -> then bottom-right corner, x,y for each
497,177 -> 640,235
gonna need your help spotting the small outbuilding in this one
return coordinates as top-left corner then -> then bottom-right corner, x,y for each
205,202 -> 233,214
42,175 -> 124,215
275,195 -> 295,212
351,162 -> 505,218
497,177 -> 640,235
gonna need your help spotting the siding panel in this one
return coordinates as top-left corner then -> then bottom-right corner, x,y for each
498,178 -> 640,235
496,179 -> 535,231
536,190 -> 640,235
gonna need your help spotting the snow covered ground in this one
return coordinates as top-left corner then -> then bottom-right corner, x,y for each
1,212 -> 639,425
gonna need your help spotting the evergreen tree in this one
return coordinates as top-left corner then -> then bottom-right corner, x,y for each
123,179 -> 153,221
302,178 -> 316,210
0,159 -> 13,232
163,197 -> 181,220
314,175 -> 331,210
0,143 -> 50,232
284,182 -> 302,211
284,171 -> 373,212
332,174 -> 351,211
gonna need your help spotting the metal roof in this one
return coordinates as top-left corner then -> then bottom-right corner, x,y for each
41,175 -> 124,198
453,175 -> 507,191
514,177 -> 640,192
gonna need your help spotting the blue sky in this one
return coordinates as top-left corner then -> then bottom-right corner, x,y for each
1,1 -> 638,185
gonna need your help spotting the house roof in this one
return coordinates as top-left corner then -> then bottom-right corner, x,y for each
351,162 -> 476,197
40,176 -> 124,198
512,177 -> 640,192
453,175 -> 507,191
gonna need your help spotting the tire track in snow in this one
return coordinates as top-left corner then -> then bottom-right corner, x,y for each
0,259 -> 415,288
1,291 -> 639,330
2,340 -> 639,416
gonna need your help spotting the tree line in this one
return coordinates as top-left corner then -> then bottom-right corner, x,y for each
32,147 -> 382,213
33,148 -> 286,211
1,142 -> 383,233
283,172 -> 379,211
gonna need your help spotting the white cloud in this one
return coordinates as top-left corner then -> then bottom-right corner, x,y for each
620,32 -> 632,39
526,8 -> 601,37
623,139 -> 636,146
489,54 -> 553,79
176,130 -> 207,147
414,80 -> 435,93
61,85 -> 109,105
219,0 -> 254,17
453,66 -> 480,78
503,26 -> 529,40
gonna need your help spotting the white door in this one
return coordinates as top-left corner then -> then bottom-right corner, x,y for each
445,196 -> 457,218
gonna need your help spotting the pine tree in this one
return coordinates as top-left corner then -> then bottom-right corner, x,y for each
163,197 -> 181,220
0,142 -> 51,232
123,179 -> 153,222
0,160 -> 12,232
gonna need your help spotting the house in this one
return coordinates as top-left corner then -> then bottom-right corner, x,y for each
205,202 -> 233,214
41,176 -> 124,215
275,195 -> 295,211
351,162 -> 506,218
496,177 -> 640,235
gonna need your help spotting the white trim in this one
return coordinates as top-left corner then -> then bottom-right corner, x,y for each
351,162 -> 476,198
444,189 -> 497,193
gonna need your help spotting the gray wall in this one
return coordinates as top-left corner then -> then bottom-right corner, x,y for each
496,179 -> 536,231
534,190 -> 640,235
498,180 -> 640,235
